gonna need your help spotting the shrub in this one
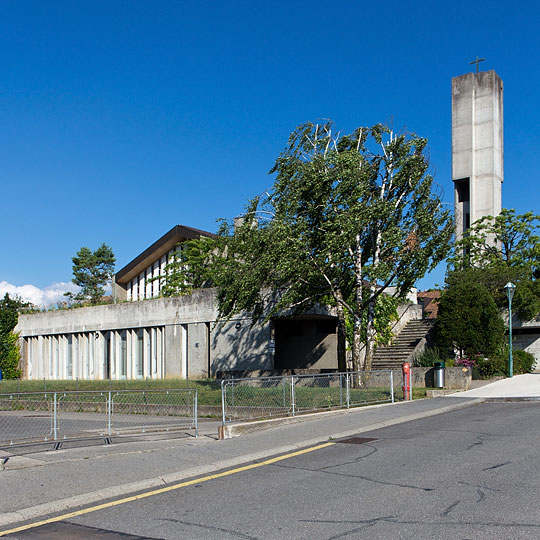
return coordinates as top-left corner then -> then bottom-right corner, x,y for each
474,348 -> 535,379
475,355 -> 506,379
0,332 -> 22,379
414,347 -> 446,367
513,349 -> 536,374
435,280 -> 505,360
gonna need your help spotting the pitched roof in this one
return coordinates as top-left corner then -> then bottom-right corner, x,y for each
115,225 -> 216,284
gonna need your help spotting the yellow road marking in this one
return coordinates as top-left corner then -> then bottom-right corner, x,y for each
0,442 -> 335,537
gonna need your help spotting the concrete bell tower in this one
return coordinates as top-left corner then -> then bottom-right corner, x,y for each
452,68 -> 503,243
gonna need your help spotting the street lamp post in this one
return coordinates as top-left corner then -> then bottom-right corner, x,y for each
504,282 -> 516,378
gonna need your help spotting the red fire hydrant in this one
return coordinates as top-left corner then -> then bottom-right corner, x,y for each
402,362 -> 411,401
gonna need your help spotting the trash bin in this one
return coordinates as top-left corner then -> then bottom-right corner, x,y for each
433,361 -> 445,388
0,369 -> 3,381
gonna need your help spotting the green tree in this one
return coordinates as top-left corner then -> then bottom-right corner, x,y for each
435,280 -> 505,360
451,209 -> 540,320
452,209 -> 540,277
212,122 -> 453,371
65,243 -> 116,305
0,294 -> 31,379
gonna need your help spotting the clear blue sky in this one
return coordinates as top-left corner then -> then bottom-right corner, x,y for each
2,0 -> 539,303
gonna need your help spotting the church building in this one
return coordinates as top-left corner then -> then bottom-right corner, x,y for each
14,67 -> 540,380
15,226 -> 341,381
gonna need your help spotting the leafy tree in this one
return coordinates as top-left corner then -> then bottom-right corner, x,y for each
0,293 -> 19,335
452,209 -> 540,276
65,243 -> 116,305
211,121 -> 453,371
445,266 -> 520,310
0,294 -> 31,379
450,209 -> 540,320
0,332 -> 21,379
435,280 -> 505,360
513,280 -> 540,321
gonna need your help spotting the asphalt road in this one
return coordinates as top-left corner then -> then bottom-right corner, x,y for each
5,401 -> 540,539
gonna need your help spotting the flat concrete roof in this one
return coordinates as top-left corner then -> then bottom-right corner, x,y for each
115,225 -> 216,284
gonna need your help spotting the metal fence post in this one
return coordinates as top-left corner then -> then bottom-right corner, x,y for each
390,370 -> 394,403
339,374 -> 343,408
290,376 -> 296,417
346,373 -> 350,409
107,391 -> 112,436
53,392 -> 58,441
221,380 -> 226,425
194,390 -> 198,438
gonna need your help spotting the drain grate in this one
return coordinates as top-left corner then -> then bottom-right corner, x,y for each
337,437 -> 378,445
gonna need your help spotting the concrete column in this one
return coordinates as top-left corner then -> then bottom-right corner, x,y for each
188,322 -> 210,378
164,324 -> 182,378
452,70 -> 503,243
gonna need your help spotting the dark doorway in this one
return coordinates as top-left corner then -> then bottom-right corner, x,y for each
274,317 -> 338,369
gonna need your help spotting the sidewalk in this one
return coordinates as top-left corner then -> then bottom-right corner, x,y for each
0,396 -> 477,528
447,373 -> 540,398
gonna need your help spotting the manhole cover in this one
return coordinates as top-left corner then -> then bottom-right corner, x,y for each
337,437 -> 378,444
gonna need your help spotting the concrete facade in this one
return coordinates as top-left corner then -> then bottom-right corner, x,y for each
15,219 -> 349,381
452,70 -> 503,242
16,289 -> 277,380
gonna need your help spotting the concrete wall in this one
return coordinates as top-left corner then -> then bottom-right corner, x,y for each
17,288 -> 218,336
16,289 -> 256,379
273,318 -> 338,370
216,366 -> 472,391
211,319 -> 273,375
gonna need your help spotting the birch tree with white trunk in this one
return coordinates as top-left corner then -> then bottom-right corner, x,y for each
196,122 -> 454,371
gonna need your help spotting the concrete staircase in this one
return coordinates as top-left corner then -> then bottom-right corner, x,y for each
372,319 -> 435,370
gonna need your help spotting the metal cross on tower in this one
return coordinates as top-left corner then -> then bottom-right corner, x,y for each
470,56 -> 486,73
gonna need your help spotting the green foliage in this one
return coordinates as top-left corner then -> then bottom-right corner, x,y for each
445,266 -> 521,310
435,280 -> 505,359
209,121 -> 453,371
0,332 -> 22,378
414,346 -> 448,367
450,209 -> 540,321
474,348 -> 535,379
0,293 -> 19,335
512,349 -> 536,374
66,243 -> 116,305
452,209 -> 540,275
344,293 -> 399,348
513,280 -> 540,321
0,294 -> 30,379
152,237 -> 217,297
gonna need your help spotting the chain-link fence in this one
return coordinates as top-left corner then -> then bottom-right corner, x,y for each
0,389 -> 198,446
221,370 -> 394,424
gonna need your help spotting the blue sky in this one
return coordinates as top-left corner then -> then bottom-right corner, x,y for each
2,0 -> 539,304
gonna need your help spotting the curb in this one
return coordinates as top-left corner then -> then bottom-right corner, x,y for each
218,398 -> 426,439
218,397 -> 482,439
0,398 -> 482,530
